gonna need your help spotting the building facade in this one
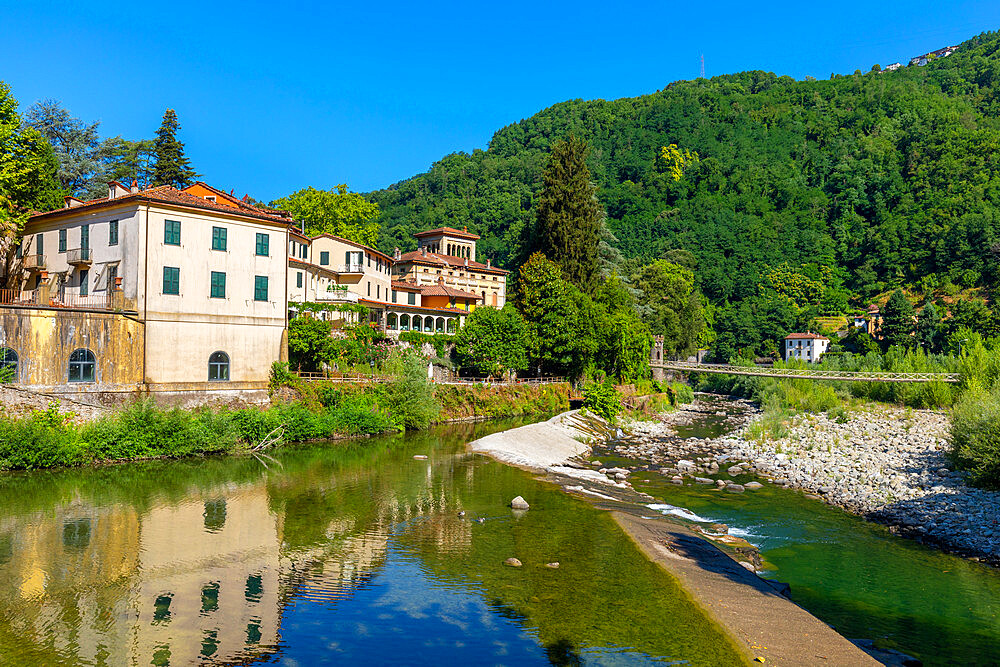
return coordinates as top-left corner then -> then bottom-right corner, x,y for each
783,333 -> 830,361
1,181 -> 290,402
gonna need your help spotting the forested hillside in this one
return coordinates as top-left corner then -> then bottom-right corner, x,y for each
370,30 -> 1000,352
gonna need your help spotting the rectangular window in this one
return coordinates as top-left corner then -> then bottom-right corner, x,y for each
296,272 -> 303,288
15,239 -> 21,259
79,269 -> 88,296
36,233 -> 43,255
59,229 -> 66,252
255,233 -> 269,256
211,226 -> 227,251
109,220 -> 119,246
210,271 -> 226,298
320,251 -> 329,265
80,224 -> 89,249
108,264 -> 118,290
367,282 -> 371,297
377,285 -> 380,300
300,244 -> 307,259
392,289 -> 397,303
407,292 -> 415,306
254,275 -> 268,302
163,267 -> 180,295
164,220 -> 181,245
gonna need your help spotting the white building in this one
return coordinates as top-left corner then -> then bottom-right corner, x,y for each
783,332 -> 830,362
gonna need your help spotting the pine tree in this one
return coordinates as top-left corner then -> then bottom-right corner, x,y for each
534,135 -> 603,292
151,109 -> 198,188
915,299 -> 942,352
881,289 -> 915,349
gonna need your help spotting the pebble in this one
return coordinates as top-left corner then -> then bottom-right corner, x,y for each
504,557 -> 522,567
744,481 -> 763,490
413,455 -> 428,460
545,562 -> 560,569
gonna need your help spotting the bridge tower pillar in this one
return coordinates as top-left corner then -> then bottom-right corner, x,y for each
650,335 -> 666,382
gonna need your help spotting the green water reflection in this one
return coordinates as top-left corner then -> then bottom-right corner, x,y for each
0,418 -> 744,666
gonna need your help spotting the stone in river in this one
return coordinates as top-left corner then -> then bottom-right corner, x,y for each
695,477 -> 714,484
545,562 -> 560,569
716,479 -> 727,487
709,523 -> 729,534
504,557 -> 523,567
670,476 -> 684,485
510,496 -> 530,510
726,483 -> 745,493
744,482 -> 763,490
413,455 -> 428,460
727,466 -> 744,475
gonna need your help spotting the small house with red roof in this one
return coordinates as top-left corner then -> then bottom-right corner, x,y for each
783,332 -> 830,362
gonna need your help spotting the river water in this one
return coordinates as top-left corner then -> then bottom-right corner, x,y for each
0,417 -> 744,666
616,400 -> 1000,667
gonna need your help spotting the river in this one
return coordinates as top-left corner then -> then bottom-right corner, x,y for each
0,416 -> 744,666
608,397 -> 1000,667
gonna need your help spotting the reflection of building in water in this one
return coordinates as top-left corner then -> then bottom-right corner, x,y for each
0,486 -> 282,666
135,486 -> 282,666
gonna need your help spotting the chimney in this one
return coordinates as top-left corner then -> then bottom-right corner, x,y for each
421,246 -> 427,257
438,275 -> 444,285
130,179 -> 139,193
107,181 -> 129,199
464,257 -> 468,267
393,247 -> 401,260
486,258 -> 491,268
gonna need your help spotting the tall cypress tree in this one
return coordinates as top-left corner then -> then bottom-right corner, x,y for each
534,135 -> 603,292
151,109 -> 198,188
881,289 -> 915,350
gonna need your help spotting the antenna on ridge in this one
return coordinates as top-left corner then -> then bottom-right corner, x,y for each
700,54 -> 705,79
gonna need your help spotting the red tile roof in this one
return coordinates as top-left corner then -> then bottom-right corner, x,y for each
391,280 -> 422,292
420,283 -> 481,300
28,184 -> 295,227
396,249 -> 509,274
784,332 -> 829,340
413,226 -> 480,240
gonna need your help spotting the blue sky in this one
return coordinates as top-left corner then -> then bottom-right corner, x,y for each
2,1 -> 999,202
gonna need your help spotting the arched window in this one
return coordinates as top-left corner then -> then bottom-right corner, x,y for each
425,316 -> 434,331
447,319 -> 457,334
208,352 -> 230,381
436,317 -> 444,333
0,348 -> 17,382
387,313 -> 398,330
400,314 -> 410,331
68,349 -> 96,383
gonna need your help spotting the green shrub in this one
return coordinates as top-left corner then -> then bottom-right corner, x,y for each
950,384 -> 1000,489
672,383 -> 694,404
583,381 -> 622,421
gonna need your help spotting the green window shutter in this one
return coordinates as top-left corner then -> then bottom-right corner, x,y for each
79,269 -> 88,296
164,220 -> 181,245
320,251 -> 329,265
36,233 -> 43,255
408,292 -> 415,305
163,267 -> 180,295
210,271 -> 226,298
59,229 -> 66,252
296,272 -> 303,288
254,276 -> 268,301
212,227 -> 227,251
256,233 -> 269,256
109,220 -> 119,246
80,224 -> 89,249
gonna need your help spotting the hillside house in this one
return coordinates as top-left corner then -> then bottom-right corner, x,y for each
783,333 -> 830,361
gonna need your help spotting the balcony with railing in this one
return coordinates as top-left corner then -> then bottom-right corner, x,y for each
0,288 -> 113,311
22,254 -> 45,271
337,263 -> 365,275
316,285 -> 359,302
66,247 -> 92,267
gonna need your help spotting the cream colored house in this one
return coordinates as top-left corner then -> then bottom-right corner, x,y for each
3,181 -> 290,402
783,332 -> 830,361
393,227 -> 508,308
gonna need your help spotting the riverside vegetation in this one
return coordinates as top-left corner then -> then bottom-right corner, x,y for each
0,352 -> 570,472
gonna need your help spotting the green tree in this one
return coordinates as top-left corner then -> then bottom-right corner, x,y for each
273,185 -> 380,247
516,252 -> 581,376
287,317 -> 335,371
100,137 -> 156,190
23,99 -> 102,196
916,300 -> 943,352
152,109 -> 198,188
633,260 -> 705,356
534,136 -> 603,291
453,305 -> 530,377
881,289 -> 915,350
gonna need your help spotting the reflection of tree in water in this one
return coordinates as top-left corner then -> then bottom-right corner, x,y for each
545,639 -> 583,667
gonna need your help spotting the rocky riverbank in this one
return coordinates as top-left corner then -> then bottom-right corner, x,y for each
614,394 -> 1000,565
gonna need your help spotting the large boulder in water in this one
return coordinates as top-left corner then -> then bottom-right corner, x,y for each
510,496 -> 530,510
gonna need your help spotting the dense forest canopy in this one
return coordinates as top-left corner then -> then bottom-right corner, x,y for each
368,31 -> 1000,348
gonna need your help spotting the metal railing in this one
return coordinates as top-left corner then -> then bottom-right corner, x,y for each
0,288 -> 112,311
66,247 -> 92,264
337,263 -> 365,274
655,361 -> 961,384
293,371 -> 390,383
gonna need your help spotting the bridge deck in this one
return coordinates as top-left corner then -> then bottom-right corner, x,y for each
654,361 -> 960,383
